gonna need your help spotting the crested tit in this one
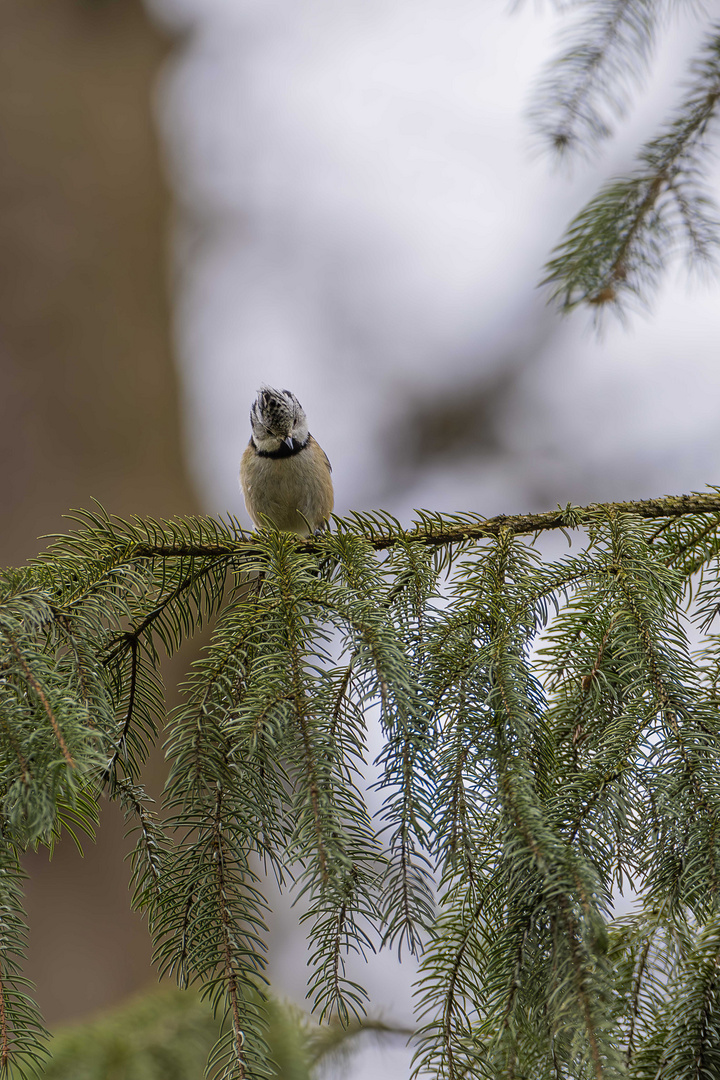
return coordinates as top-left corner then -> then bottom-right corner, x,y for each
240,387 -> 334,536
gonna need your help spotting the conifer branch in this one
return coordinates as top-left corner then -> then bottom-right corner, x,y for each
7,490 -> 720,1076
532,0 -> 661,156
542,24 -> 720,317
117,780 -> 167,932
81,492 -> 720,561
626,933 -> 653,1066
0,968 -> 8,1072
5,634 -> 75,769
103,636 -> 139,782
212,787 -> 246,1080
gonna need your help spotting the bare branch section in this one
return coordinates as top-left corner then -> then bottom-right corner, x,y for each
543,26 -> 720,317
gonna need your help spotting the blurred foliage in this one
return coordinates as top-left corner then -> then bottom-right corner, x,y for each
39,987 -> 219,1080
4,495 -> 720,1076
38,984 -> 408,1080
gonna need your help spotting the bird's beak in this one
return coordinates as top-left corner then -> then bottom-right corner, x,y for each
283,436 -> 294,449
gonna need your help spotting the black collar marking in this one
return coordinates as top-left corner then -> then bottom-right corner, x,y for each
252,436 -> 309,459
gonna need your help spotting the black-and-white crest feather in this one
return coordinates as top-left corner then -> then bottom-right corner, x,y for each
249,387 -> 309,454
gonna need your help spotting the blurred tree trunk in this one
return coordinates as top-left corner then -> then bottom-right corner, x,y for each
0,0 -> 196,1023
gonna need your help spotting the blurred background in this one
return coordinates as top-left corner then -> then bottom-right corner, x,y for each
2,0 -> 720,1076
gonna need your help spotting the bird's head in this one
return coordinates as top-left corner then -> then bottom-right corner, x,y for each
249,387 -> 309,453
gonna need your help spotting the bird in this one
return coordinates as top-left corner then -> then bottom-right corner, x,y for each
240,387 -> 334,536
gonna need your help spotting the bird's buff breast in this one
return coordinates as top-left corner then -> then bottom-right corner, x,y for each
241,441 -> 333,536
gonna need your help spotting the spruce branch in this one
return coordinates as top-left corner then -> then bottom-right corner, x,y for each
51,491 -> 720,562
212,786 -> 248,1080
531,0 -> 664,156
116,779 -> 169,933
3,633 -> 75,770
542,24 -> 720,317
6,493 -> 720,1075
0,844 -> 49,1077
